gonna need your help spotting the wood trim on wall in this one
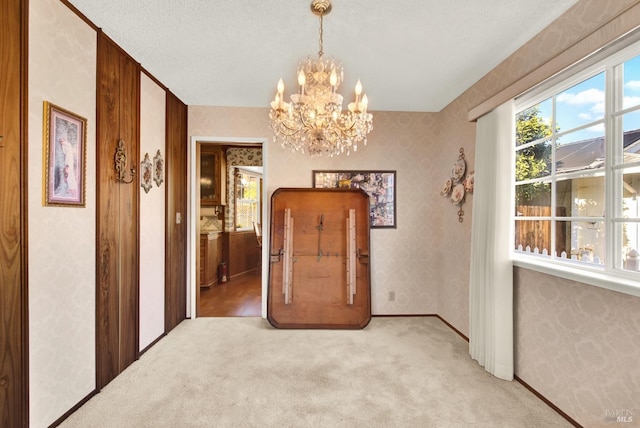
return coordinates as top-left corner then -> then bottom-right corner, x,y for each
0,0 -> 29,425
59,0 -> 190,394
118,43 -> 141,371
228,231 -> 261,277
58,0 -> 97,31
165,92 -> 188,332
20,1 -> 29,424
433,314 -> 582,427
514,375 -> 583,427
95,30 -> 140,390
60,0 -> 187,107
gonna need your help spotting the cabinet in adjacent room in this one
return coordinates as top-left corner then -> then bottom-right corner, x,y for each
200,232 -> 223,287
200,146 -> 226,206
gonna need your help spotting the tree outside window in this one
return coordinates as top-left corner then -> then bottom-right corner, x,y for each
235,169 -> 261,230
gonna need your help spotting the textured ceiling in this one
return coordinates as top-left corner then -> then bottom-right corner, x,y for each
67,0 -> 578,112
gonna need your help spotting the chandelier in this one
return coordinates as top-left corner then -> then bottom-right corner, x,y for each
269,0 -> 373,157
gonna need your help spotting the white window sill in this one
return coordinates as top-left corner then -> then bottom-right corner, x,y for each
512,253 -> 640,298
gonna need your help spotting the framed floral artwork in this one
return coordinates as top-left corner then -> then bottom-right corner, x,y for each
313,170 -> 396,228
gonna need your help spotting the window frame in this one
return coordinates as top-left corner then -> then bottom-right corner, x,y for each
512,40 -> 640,298
234,168 -> 262,232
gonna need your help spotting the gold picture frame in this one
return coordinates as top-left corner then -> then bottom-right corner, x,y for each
43,101 -> 87,207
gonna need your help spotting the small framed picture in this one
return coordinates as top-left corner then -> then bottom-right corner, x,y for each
43,102 -> 87,207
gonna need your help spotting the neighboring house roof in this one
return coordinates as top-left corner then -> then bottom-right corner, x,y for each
555,128 -> 640,174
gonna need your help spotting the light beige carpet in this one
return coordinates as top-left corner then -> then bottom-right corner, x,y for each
60,317 -> 571,427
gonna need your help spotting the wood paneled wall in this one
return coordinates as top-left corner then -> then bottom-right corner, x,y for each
228,231 -> 261,277
96,32 -> 140,390
0,0 -> 29,425
165,92 -> 187,331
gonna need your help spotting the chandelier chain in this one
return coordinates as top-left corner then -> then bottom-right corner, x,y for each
318,14 -> 324,57
269,0 -> 373,157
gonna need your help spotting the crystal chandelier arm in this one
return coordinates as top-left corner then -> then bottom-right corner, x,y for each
277,124 -> 301,137
297,107 -> 360,136
269,0 -> 373,157
336,118 -> 356,133
271,110 -> 303,137
296,108 -> 316,131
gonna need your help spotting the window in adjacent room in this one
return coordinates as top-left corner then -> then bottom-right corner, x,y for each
514,40 -> 640,280
234,168 -> 262,231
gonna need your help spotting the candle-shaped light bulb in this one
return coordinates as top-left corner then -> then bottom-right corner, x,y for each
330,69 -> 338,87
297,70 -> 305,95
277,78 -> 284,94
355,79 -> 362,103
362,93 -> 368,113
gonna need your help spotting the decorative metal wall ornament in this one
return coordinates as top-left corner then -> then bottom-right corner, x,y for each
114,139 -> 136,184
440,147 -> 474,222
140,153 -> 153,194
153,149 -> 164,187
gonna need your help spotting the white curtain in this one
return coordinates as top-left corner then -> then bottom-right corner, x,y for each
469,101 -> 514,381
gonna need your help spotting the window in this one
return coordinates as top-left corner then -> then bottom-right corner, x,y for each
514,41 -> 640,288
235,168 -> 261,231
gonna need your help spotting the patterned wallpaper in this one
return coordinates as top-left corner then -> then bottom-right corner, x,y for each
436,1 -> 640,426
188,107 -> 440,315
27,0 -> 640,426
28,0 -> 97,426
514,267 -> 640,427
226,147 -> 263,165
139,74 -> 166,351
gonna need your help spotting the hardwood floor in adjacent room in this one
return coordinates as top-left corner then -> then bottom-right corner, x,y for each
199,270 -> 262,317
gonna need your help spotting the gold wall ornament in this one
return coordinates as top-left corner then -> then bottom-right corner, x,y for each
440,147 -> 474,222
114,139 -> 136,184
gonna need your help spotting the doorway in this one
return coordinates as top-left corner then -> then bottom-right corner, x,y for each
199,270 -> 262,316
191,139 -> 267,318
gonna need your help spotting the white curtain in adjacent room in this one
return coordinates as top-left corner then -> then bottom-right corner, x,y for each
469,101 -> 514,381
